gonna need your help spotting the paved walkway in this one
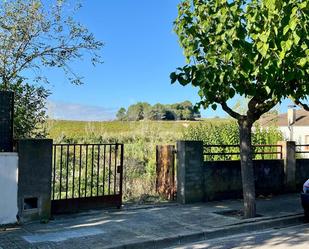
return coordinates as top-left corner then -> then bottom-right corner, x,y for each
0,194 -> 304,249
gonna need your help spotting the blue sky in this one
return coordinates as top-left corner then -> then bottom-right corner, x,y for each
43,0 -> 293,121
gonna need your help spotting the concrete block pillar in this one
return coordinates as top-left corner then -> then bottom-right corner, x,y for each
278,141 -> 296,191
17,139 -> 53,222
176,141 -> 204,204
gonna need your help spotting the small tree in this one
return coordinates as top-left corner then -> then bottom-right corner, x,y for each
0,79 -> 50,138
0,0 -> 103,137
171,0 -> 309,218
0,0 -> 103,87
116,107 -> 127,121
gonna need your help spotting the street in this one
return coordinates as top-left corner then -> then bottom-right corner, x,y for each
170,223 -> 309,249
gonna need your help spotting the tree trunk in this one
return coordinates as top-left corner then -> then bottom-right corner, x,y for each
239,119 -> 256,218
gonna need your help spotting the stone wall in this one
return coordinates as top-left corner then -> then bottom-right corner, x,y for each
204,160 -> 285,201
176,140 -> 308,204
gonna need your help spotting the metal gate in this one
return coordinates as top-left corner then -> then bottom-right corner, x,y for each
51,143 -> 124,214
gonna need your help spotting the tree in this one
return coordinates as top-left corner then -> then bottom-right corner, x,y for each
149,103 -> 166,120
0,0 -> 103,137
0,79 -> 50,138
0,0 -> 103,87
126,102 -> 151,121
171,0 -> 309,218
116,107 -> 127,121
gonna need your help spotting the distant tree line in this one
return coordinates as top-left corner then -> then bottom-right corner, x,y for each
116,101 -> 201,121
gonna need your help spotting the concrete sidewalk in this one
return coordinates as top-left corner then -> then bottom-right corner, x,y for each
0,193 -> 305,249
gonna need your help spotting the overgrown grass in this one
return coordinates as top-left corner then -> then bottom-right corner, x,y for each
46,119 -> 283,202
46,119 -> 228,201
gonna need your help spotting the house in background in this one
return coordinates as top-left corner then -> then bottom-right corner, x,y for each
260,108 -> 309,146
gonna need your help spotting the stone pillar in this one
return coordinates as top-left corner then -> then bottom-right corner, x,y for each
278,141 -> 296,191
17,139 -> 53,223
176,141 -> 204,204
0,91 -> 14,152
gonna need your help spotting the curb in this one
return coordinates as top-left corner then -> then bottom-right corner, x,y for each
107,213 -> 305,249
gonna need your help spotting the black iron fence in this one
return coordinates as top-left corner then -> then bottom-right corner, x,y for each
296,144 -> 309,158
203,144 -> 283,161
52,143 -> 123,201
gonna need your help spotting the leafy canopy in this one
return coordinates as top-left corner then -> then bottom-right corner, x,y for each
171,0 -> 309,122
0,79 -> 50,138
116,101 -> 200,121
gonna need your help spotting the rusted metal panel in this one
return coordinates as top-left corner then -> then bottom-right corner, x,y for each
156,145 -> 176,200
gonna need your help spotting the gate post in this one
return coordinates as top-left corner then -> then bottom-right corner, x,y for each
17,139 -> 53,222
176,141 -> 204,204
156,145 -> 175,200
0,91 -> 14,152
278,141 -> 296,192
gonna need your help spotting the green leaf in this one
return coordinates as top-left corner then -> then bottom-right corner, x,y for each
211,104 -> 217,110
293,32 -> 300,45
257,43 -> 269,57
289,18 -> 298,31
283,25 -> 289,35
229,88 -> 235,98
178,75 -> 190,86
299,2 -> 307,9
298,58 -> 307,67
259,32 -> 269,43
170,72 -> 177,84
281,40 -> 293,52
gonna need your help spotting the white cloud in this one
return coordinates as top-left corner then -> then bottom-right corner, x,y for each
47,101 -> 117,121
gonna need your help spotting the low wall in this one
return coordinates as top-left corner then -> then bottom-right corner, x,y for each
296,159 -> 309,189
0,153 -> 18,225
204,159 -> 285,201
176,141 -> 309,204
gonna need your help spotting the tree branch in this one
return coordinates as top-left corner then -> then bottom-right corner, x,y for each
220,101 -> 243,120
293,99 -> 309,111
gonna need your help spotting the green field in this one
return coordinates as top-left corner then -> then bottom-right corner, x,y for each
46,119 -> 231,143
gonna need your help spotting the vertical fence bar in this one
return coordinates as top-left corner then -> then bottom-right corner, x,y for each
79,145 -> 82,198
119,144 -> 124,204
52,145 -> 57,200
65,145 -> 69,199
90,145 -> 94,197
114,144 -> 118,194
97,145 -> 100,196
108,144 -> 112,195
59,145 -> 63,199
85,145 -> 88,197
72,145 -> 76,199
103,145 -> 106,195
172,146 -> 175,200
